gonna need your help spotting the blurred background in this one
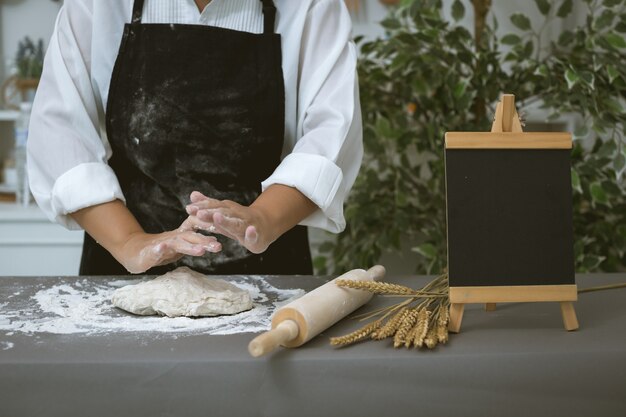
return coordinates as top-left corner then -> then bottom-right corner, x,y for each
0,0 -> 624,276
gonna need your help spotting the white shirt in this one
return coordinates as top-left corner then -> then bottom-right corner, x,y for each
27,0 -> 363,233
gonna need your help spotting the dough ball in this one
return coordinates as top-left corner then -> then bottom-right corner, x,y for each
111,266 -> 253,317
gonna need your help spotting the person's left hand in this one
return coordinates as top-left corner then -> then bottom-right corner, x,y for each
182,191 -> 275,254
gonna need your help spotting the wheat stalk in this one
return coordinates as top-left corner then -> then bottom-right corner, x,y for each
412,308 -> 432,348
335,280 -> 419,296
436,321 -> 449,344
393,307 -> 420,348
330,319 -> 383,347
435,303 -> 450,344
329,271 -> 453,353
424,327 -> 439,349
372,307 -> 408,340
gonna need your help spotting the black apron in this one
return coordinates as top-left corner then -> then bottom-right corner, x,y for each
80,0 -> 312,276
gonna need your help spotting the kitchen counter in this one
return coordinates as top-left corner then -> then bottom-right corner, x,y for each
0,203 -> 83,275
1,273 -> 625,417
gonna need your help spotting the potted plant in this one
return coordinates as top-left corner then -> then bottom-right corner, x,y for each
318,0 -> 626,274
2,37 -> 45,107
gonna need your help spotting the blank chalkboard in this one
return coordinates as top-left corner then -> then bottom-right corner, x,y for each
445,148 -> 575,287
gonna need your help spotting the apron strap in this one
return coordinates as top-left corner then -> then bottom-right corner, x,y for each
132,0 -> 145,24
260,0 -> 276,34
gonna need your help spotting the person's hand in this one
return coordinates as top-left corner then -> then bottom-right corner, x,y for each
117,229 -> 222,274
183,191 -> 275,254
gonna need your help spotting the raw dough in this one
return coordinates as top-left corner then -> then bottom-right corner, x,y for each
111,267 -> 253,317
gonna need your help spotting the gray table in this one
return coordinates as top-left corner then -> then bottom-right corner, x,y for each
1,274 -> 625,417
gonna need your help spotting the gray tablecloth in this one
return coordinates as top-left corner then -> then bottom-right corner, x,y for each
1,273 -> 625,417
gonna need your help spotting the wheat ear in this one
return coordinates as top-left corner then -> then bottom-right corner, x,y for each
330,319 -> 383,347
372,307 -> 408,340
335,280 -> 418,296
412,308 -> 432,348
393,307 -> 420,348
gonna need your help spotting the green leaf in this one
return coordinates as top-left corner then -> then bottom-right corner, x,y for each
375,117 -> 393,138
501,34 -> 522,45
558,30 -> 575,46
534,0 -> 551,15
589,182 -> 609,205
571,168 -> 582,193
412,243 -> 438,260
604,33 -> 626,48
557,0 -> 573,17
598,138 -> 617,158
574,239 -> 585,260
565,68 -> 579,89
510,13 -> 532,31
596,9 -> 616,28
535,64 -> 549,76
574,125 -> 589,139
522,40 -> 534,59
452,0 -> 465,21
607,65 -> 620,83
381,17 -> 401,30
312,256 -> 327,274
580,71 -> 595,88
453,80 -> 468,98
395,190 -> 408,207
318,241 -> 335,253
603,0 -> 621,7
614,151 -> 626,179
605,97 -> 624,113
581,255 -> 605,271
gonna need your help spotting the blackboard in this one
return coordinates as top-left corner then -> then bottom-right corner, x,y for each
445,148 -> 575,287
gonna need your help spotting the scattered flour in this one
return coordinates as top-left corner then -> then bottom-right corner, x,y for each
0,277 -> 304,336
1,341 -> 14,350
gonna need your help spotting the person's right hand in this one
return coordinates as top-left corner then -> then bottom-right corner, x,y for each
116,229 -> 222,274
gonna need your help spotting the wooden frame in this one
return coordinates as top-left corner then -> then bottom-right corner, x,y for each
445,132 -> 572,149
445,94 -> 579,333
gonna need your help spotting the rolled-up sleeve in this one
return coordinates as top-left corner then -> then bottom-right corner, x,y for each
27,0 -> 124,230
261,0 -> 363,233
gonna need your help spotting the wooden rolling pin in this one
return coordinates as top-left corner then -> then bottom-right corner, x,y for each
248,265 -> 386,357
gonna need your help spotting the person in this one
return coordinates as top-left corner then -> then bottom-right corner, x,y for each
27,0 -> 362,276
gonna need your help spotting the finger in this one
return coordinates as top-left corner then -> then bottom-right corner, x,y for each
179,215 -> 217,233
145,241 -> 179,265
186,205 -> 199,215
179,231 -> 222,253
245,225 -> 259,245
186,196 -> 224,213
211,213 -> 242,242
168,236 -> 207,257
196,208 -> 232,224
190,191 -> 210,203
149,242 -> 184,267
179,216 -> 198,231
214,212 -> 247,240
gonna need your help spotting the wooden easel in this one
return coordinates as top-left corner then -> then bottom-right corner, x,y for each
446,94 -> 579,333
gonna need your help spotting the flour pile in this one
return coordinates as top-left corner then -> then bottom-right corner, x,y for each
0,276 -> 304,336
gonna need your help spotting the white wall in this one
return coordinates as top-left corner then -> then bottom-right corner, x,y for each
0,0 -> 589,276
0,0 -> 585,78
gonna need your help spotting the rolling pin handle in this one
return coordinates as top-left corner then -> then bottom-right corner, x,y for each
248,319 -> 300,357
367,265 -> 386,282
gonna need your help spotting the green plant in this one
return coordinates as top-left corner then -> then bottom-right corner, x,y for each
317,0 -> 626,274
15,37 -> 45,79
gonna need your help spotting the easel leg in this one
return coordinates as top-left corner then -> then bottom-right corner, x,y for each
485,303 -> 497,311
448,303 -> 465,333
560,302 -> 579,331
